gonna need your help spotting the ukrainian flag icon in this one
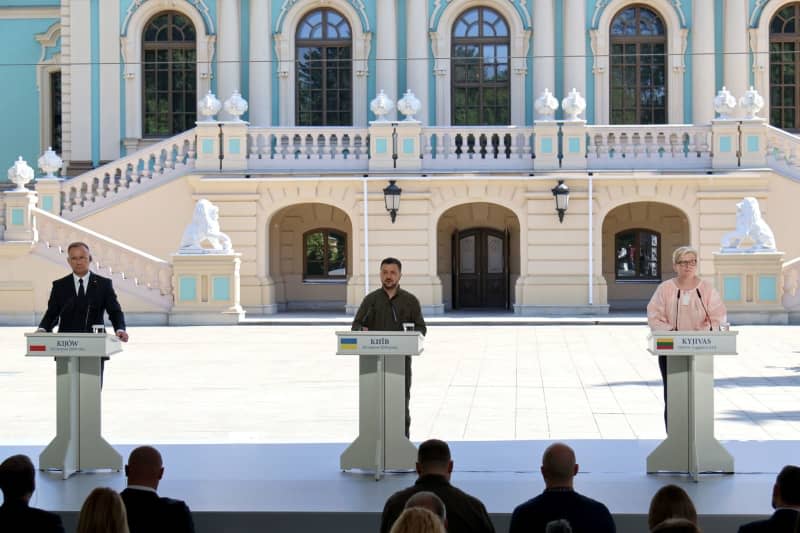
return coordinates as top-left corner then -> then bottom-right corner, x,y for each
340,337 -> 358,350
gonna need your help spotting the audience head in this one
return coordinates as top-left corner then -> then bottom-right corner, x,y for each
648,485 -> 697,530
125,445 -> 164,490
416,439 -> 453,479
540,443 -> 578,488
76,487 -> 129,533
405,491 -> 447,525
651,518 -> 701,533
0,454 -> 36,502
545,519 -> 573,533
773,464 -> 800,508
389,507 -> 447,533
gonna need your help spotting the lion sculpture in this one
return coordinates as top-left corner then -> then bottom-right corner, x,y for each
720,197 -> 776,252
179,199 -> 233,253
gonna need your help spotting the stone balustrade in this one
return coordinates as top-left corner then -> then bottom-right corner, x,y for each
586,124 -> 712,170
33,206 -> 173,308
247,127 -> 369,171
420,126 -> 535,171
765,125 -> 800,181
783,257 -> 800,320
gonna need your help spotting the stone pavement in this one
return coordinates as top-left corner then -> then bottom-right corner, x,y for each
1,324 -> 799,445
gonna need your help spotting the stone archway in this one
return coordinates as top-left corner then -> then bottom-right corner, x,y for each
269,202 -> 353,311
437,202 -> 520,311
602,201 -> 689,310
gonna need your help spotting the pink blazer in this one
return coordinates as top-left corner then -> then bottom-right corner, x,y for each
647,278 -> 727,331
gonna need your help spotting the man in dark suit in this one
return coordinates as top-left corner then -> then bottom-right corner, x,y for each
0,454 -> 65,533
38,241 -> 128,341
739,465 -> 800,532
121,446 -> 195,533
380,439 -> 495,533
509,442 -> 616,533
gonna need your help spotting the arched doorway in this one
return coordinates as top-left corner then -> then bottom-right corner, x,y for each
602,201 -> 689,310
437,203 -> 520,310
269,203 -> 352,311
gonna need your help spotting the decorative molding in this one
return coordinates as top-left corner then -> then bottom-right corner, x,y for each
431,0 -> 531,30
749,0 -> 771,28
591,0 -> 687,29
121,0 -> 214,36
275,0 -> 370,33
35,22 -> 61,65
0,7 -> 60,19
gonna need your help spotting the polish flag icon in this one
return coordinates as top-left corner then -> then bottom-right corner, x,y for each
29,345 -> 47,352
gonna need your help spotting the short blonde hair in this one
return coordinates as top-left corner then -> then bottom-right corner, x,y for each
77,487 -> 129,533
390,507 -> 446,533
672,246 -> 698,265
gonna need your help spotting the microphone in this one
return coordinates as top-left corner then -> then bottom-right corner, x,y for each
696,288 -> 712,331
84,303 -> 93,332
356,306 -> 372,331
674,289 -> 680,331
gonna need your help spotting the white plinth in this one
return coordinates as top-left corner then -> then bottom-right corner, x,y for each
336,331 -> 423,479
25,333 -> 123,478
646,331 -> 738,479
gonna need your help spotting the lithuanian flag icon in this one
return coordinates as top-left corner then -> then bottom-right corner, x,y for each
656,338 -> 674,350
339,337 -> 358,350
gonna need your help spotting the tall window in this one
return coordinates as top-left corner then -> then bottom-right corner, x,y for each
770,3 -> 800,130
610,6 -> 667,124
615,229 -> 661,281
451,7 -> 510,125
142,11 -> 197,137
50,71 -> 62,154
304,229 -> 347,279
296,9 -> 352,126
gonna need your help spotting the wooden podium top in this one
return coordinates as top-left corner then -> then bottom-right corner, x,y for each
335,331 -> 424,356
647,330 -> 738,356
25,332 -> 123,358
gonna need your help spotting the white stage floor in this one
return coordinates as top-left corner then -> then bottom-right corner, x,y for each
0,439 -> 790,533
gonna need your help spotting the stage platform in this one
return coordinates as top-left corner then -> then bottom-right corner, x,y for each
0,439 -> 789,533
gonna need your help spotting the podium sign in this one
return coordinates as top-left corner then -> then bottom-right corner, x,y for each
25,333 -> 123,479
646,330 -> 738,479
336,331 -> 423,479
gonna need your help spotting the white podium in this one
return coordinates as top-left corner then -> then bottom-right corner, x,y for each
25,333 -> 123,479
646,331 -> 738,479
336,331 -> 423,479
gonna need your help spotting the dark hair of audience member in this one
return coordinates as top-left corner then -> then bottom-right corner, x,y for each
545,518 -> 573,533
405,491 -> 446,523
651,517 -> 701,532
0,454 -> 35,500
648,485 -> 698,530
777,465 -> 800,505
76,487 -> 130,533
389,507 -> 446,533
418,439 -> 451,468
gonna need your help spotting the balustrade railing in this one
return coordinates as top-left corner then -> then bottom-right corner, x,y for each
765,125 -> 800,181
586,124 -> 712,170
420,126 -> 535,170
247,127 -> 369,170
782,257 -> 800,311
33,207 -> 173,308
55,130 -> 196,219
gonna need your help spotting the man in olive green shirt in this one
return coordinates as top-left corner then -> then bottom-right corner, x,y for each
352,257 -> 427,436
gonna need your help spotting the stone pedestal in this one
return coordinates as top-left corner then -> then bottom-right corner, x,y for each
534,121 -> 559,170
170,253 -> 244,325
367,121 -> 421,171
220,121 -> 250,171
711,119 -> 740,170
739,119 -> 767,167
3,190 -> 38,242
195,121 -> 222,172
560,121 -> 588,170
394,121 -> 422,171
35,177 -> 63,215
713,251 -> 787,324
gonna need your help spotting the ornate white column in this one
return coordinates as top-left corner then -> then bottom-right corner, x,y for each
533,0 -> 555,104
217,0 -> 242,120
249,0 -> 272,126
692,0 -> 716,124
563,0 -> 586,99
68,0 -> 92,165
723,0 -> 748,115
376,0 -> 398,120
406,0 -> 428,124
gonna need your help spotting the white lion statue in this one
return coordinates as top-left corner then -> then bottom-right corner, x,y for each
179,199 -> 233,253
720,197 -> 776,252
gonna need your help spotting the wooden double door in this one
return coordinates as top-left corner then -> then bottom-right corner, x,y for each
452,228 -> 509,309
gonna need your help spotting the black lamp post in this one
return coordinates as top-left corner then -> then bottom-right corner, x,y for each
551,179 -> 570,223
383,180 -> 402,223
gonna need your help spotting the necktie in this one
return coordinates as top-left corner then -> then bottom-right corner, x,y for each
78,278 -> 85,300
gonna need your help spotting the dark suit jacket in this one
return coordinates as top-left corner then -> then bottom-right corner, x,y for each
380,474 -> 495,533
0,500 -> 65,533
509,488 -> 616,533
38,272 -> 125,333
121,487 -> 195,533
738,508 -> 800,533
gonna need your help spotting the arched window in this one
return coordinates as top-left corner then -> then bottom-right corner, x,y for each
615,228 -> 661,281
142,11 -> 197,137
304,228 -> 347,279
770,3 -> 800,130
610,6 -> 667,124
296,9 -> 352,126
451,6 -> 510,125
